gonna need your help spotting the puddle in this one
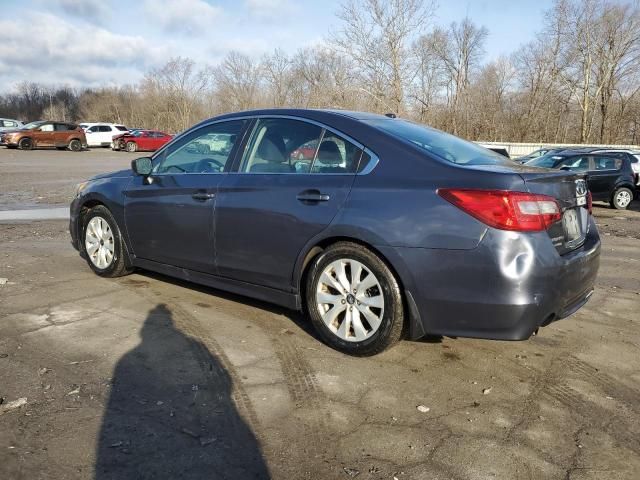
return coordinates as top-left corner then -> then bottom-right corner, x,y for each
0,207 -> 69,221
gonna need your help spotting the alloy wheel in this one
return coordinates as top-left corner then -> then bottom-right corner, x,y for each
85,216 -> 115,269
616,189 -> 632,208
315,258 -> 384,342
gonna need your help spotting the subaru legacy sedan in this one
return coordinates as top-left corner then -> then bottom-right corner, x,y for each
70,109 -> 600,356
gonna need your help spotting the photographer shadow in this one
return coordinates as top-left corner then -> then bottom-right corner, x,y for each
95,304 -> 269,479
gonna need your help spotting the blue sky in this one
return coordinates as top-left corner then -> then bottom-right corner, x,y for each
0,0 -> 554,92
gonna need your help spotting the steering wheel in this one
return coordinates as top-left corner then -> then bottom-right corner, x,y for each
196,158 -> 225,173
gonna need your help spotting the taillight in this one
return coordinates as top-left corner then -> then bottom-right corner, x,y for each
587,190 -> 593,215
438,189 -> 562,232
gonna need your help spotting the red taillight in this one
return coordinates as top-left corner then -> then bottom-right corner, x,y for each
587,190 -> 593,215
438,189 -> 562,232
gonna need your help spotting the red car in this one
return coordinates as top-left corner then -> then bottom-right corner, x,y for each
114,130 -> 173,152
290,140 -> 318,160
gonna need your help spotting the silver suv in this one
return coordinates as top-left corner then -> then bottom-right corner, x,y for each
0,118 -> 24,131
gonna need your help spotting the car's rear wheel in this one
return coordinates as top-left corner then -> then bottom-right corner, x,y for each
18,137 -> 33,150
82,206 -> 132,277
611,187 -> 633,210
69,139 -> 82,152
126,141 -> 138,152
305,242 -> 404,356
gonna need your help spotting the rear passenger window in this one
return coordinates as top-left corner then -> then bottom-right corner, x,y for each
242,119 -> 323,174
241,118 -> 361,174
594,156 -> 621,170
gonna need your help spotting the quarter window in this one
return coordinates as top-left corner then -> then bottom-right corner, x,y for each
155,120 -> 245,174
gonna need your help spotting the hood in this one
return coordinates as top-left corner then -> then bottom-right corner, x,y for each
89,168 -> 132,181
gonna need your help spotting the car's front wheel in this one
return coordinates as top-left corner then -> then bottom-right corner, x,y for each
611,187 -> 633,210
305,242 -> 404,356
82,206 -> 132,277
126,141 -> 138,152
18,137 -> 33,150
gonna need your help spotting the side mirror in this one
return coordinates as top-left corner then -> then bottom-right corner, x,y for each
132,157 -> 153,176
559,166 -> 571,171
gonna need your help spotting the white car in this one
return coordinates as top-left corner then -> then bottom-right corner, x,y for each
82,123 -> 128,148
0,118 -> 24,131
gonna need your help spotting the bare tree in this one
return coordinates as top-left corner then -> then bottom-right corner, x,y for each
331,0 -> 436,114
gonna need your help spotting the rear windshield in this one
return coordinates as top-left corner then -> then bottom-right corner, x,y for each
115,125 -> 128,131
365,118 -> 511,165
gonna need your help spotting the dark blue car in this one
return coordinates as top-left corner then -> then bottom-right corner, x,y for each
70,109 -> 600,355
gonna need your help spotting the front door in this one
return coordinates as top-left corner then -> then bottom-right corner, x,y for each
35,123 -> 55,147
215,117 -> 363,290
124,119 -> 247,273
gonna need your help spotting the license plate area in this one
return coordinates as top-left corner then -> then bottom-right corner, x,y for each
562,208 -> 587,247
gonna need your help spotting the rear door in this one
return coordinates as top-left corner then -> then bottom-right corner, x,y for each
53,123 -> 72,146
124,119 -> 247,273
214,117 -> 363,290
588,155 -> 622,200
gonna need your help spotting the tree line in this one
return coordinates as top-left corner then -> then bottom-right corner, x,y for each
1,0 -> 640,145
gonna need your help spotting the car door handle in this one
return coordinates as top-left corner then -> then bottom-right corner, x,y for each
192,192 -> 215,201
297,190 -> 330,202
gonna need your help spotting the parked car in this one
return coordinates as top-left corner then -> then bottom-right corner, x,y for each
114,130 -> 172,152
0,118 -> 23,131
70,109 -> 600,356
0,120 -> 86,151
83,123 -> 128,148
526,149 -> 637,209
111,129 -> 144,150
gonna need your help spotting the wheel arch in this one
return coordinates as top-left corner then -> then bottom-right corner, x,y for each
294,234 -> 425,340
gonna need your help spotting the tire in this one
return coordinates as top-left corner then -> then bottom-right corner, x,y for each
56,146 -> 66,151
81,205 -> 133,278
69,139 -> 82,152
305,242 -> 404,356
18,137 -> 33,150
126,141 -> 138,152
611,187 -> 633,210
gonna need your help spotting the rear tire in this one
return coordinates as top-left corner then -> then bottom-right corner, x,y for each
126,141 -> 138,152
305,242 -> 404,356
611,187 -> 633,210
18,137 -> 33,150
69,139 -> 82,152
81,206 -> 133,278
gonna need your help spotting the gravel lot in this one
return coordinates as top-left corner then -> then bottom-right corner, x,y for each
1,149 -> 640,479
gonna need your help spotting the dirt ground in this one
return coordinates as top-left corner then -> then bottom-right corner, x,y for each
1,149 -> 640,480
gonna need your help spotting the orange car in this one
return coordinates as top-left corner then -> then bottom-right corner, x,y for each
0,120 -> 87,151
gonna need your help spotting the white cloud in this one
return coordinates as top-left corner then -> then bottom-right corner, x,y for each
143,0 -> 224,34
0,13 -> 165,89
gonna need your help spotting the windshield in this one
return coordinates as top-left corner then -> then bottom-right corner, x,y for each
365,118 -> 511,165
22,121 -> 45,130
526,154 -> 564,168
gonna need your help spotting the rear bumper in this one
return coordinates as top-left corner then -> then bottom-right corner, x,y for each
383,216 -> 601,341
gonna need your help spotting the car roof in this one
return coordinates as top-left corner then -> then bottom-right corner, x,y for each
210,108 -> 392,123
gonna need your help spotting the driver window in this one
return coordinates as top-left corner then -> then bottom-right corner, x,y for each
155,120 -> 245,174
39,124 -> 54,132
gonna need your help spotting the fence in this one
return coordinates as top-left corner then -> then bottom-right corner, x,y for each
476,141 -> 640,158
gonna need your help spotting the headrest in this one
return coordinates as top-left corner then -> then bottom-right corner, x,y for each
257,134 -> 286,163
317,140 -> 342,165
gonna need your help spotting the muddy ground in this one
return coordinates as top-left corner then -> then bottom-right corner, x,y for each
1,149 -> 640,479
